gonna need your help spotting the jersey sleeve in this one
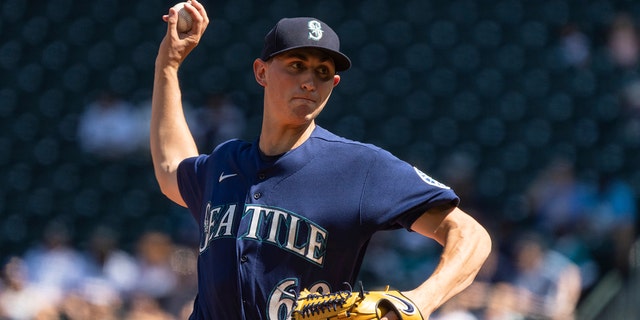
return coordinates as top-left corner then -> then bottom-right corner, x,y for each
360,148 -> 460,231
177,154 -> 210,221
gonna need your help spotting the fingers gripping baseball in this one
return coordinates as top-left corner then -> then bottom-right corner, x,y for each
162,0 -> 209,41
159,0 -> 209,66
166,1 -> 209,37
173,2 -> 194,33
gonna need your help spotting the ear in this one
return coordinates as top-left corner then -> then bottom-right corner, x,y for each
254,59 -> 267,87
333,74 -> 341,87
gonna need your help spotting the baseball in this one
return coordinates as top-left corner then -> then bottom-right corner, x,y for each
172,2 -> 193,33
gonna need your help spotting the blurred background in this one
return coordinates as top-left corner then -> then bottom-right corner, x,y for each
0,0 -> 639,319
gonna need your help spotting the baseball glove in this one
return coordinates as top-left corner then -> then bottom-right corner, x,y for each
291,283 -> 423,319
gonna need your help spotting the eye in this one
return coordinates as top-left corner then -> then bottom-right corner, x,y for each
316,65 -> 334,81
290,61 -> 304,71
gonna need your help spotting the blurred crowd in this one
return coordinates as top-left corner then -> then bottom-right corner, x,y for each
0,90 -> 248,319
0,222 -> 198,320
361,12 -> 640,320
76,91 -> 246,160
361,154 -> 637,320
5,160 -> 631,319
3,5 -> 640,320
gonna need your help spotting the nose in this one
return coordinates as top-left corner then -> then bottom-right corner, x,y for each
300,72 -> 316,91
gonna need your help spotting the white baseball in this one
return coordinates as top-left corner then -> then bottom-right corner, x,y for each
172,2 -> 193,33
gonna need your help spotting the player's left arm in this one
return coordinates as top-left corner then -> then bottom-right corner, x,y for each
398,205 -> 492,319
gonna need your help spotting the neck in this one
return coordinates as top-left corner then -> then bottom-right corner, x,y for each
259,122 -> 316,156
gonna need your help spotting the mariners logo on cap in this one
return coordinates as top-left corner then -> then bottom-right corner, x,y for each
308,20 -> 323,41
260,17 -> 352,71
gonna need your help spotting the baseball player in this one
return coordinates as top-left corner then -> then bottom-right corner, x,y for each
151,1 -> 492,319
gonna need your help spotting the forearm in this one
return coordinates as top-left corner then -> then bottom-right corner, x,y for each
407,209 -> 492,316
150,63 -> 198,204
149,0 -> 208,205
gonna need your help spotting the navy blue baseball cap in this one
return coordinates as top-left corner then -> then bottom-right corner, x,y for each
260,17 -> 351,72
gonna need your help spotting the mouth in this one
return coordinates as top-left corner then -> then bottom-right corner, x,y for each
292,96 -> 316,103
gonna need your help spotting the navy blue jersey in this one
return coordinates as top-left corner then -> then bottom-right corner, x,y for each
177,126 -> 459,319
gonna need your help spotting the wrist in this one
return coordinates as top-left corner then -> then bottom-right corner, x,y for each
404,286 -> 441,317
155,56 -> 181,72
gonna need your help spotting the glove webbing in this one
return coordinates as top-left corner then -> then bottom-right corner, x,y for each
294,287 -> 360,318
294,282 -> 364,319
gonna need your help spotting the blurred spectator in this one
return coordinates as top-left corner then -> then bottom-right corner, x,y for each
579,174 -> 637,276
0,257 -> 56,319
77,90 -> 140,159
82,226 -> 139,297
433,231 -> 582,320
3,228 -> 197,319
123,293 -> 176,320
524,157 -> 602,290
133,97 -> 199,155
607,13 -> 640,70
133,231 -> 178,307
22,220 -> 87,306
611,13 -> 640,120
358,229 -> 442,291
486,232 -> 582,320
164,245 -> 198,316
57,286 -> 122,320
525,157 -> 592,238
558,23 -> 591,68
435,239 -> 515,320
192,93 -> 246,151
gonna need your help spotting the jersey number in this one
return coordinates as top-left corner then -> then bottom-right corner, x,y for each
267,279 -> 330,320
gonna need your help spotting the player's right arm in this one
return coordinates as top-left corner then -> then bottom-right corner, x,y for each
150,0 -> 209,206
397,205 -> 492,319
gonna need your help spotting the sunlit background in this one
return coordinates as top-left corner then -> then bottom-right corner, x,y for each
1,0 -> 639,319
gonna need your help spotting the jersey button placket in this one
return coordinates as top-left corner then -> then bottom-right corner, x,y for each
253,192 -> 262,200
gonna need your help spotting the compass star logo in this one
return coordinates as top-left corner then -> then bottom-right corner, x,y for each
307,20 -> 323,41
